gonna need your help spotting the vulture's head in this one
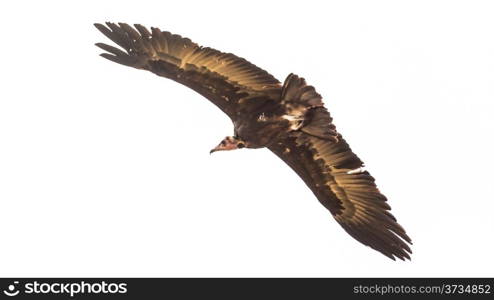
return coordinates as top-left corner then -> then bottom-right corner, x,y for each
210,136 -> 246,154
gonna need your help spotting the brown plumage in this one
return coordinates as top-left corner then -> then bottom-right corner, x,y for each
95,22 -> 412,260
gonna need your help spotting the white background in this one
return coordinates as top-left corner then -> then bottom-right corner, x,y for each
0,0 -> 493,277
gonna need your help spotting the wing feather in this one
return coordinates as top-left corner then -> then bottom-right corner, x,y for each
269,130 -> 412,260
95,22 -> 281,119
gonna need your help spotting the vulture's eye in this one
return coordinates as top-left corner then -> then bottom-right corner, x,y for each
237,143 -> 245,148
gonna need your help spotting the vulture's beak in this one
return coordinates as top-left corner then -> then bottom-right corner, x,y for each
209,142 -> 237,154
210,136 -> 244,154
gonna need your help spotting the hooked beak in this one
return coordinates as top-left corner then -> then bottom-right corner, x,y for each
210,142 -> 238,154
210,136 -> 245,154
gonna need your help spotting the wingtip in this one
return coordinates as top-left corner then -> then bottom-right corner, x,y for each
99,53 -> 114,59
93,22 -> 105,30
399,254 -> 412,261
394,246 -> 412,261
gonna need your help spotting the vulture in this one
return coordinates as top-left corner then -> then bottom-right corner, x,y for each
94,22 -> 412,260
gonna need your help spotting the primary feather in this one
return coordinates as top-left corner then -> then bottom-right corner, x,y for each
95,22 -> 412,260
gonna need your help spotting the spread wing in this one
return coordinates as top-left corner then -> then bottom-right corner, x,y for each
94,22 -> 281,119
270,76 -> 412,260
269,132 -> 412,260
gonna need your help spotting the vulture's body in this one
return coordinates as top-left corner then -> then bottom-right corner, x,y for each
95,23 -> 412,260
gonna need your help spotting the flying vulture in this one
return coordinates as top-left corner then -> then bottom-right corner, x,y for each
94,22 -> 412,260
